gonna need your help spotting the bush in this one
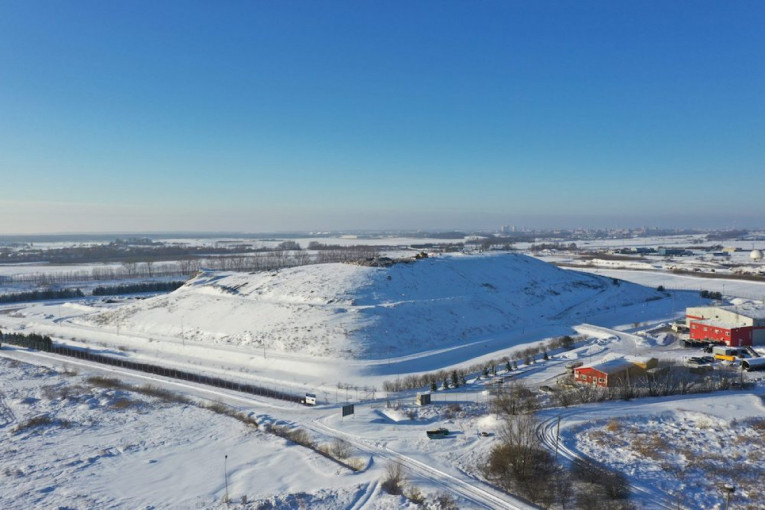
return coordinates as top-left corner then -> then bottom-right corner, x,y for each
432,492 -> 459,509
381,461 -> 406,495
571,458 -> 630,501
112,397 -> 135,410
329,438 -> 352,459
404,485 -> 425,505
87,376 -> 128,390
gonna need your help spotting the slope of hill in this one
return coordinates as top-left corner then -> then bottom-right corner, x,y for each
80,254 -> 666,359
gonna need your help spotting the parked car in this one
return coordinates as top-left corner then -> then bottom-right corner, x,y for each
426,428 -> 449,439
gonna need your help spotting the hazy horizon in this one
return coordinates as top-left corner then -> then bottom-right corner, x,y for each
2,2 -> 763,234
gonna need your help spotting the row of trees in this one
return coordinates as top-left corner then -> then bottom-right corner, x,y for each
4,247 -> 382,287
0,330 -> 54,352
92,281 -> 186,296
0,288 -> 84,304
551,363 -> 743,407
382,335 -> 577,393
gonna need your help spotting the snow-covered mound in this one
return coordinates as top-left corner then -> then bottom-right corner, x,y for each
80,254 -> 665,359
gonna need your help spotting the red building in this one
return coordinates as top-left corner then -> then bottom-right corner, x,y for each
688,320 -> 753,347
574,356 -> 657,388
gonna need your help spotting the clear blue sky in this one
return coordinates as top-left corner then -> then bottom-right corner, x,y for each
1,1 -> 763,233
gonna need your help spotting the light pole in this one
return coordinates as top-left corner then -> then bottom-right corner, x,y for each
224,454 -> 229,503
721,484 -> 735,510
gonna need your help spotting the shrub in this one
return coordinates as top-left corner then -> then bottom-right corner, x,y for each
381,461 -> 406,495
329,438 -> 352,459
432,491 -> 459,509
87,376 -> 128,390
404,485 -> 425,504
112,398 -> 135,410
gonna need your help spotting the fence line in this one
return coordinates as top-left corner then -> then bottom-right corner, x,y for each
1,334 -> 303,404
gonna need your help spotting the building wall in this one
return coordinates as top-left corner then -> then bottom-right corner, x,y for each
574,367 -> 645,387
687,306 -> 765,345
574,367 -> 609,387
689,322 -> 753,346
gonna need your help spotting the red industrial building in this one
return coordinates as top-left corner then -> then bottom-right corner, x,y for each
685,306 -> 765,347
688,321 -> 753,347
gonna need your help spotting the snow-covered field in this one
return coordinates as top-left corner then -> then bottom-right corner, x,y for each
2,250 -> 764,509
0,254 -> 704,396
548,392 -> 765,509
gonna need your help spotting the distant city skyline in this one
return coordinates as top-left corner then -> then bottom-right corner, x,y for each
1,1 -> 763,234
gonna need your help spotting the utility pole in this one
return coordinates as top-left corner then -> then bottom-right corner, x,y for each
722,484 -> 735,510
554,415 -> 561,461
224,454 -> 229,503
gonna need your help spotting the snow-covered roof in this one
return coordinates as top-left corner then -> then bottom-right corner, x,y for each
719,305 -> 765,320
692,319 -> 750,330
577,355 -> 656,375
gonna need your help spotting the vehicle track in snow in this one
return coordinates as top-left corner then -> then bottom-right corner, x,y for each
535,411 -> 678,509
310,419 -> 534,510
0,389 -> 16,427
349,479 -> 379,510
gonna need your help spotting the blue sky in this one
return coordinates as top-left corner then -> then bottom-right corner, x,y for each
1,1 -> 763,233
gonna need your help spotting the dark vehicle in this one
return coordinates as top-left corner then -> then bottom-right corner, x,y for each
426,428 -> 449,439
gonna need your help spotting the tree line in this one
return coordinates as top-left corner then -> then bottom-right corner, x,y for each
0,288 -> 84,304
92,281 -> 186,296
3,246 -> 381,287
0,330 -> 54,351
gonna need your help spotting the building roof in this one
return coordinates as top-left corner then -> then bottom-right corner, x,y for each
719,305 -> 765,320
578,355 -> 653,375
691,319 -> 750,330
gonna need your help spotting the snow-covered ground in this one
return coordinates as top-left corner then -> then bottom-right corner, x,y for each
2,250 -> 764,509
0,254 -> 704,397
543,392 -> 765,509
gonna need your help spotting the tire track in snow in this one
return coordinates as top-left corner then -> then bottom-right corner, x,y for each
0,389 -> 16,427
310,419 -> 533,510
535,411 -> 678,509
349,480 -> 379,510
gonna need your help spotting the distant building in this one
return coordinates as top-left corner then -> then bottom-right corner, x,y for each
657,248 -> 689,256
574,356 -> 658,387
686,306 -> 765,346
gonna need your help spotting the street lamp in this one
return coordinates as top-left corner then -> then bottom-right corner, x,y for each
721,484 -> 735,510
224,454 -> 229,503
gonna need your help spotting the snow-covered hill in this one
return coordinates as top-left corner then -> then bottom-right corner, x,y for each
80,254 -> 666,359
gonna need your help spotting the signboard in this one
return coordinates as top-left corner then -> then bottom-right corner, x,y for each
341,404 -> 355,417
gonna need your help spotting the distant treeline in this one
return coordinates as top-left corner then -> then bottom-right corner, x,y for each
0,242 -> 260,264
1,239 -> 382,265
0,331 -> 54,351
0,288 -> 84,304
3,246 -> 382,286
92,281 -> 186,296
0,281 -> 185,303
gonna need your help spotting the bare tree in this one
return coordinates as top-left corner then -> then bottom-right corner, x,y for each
381,461 -> 406,495
122,261 -> 138,279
